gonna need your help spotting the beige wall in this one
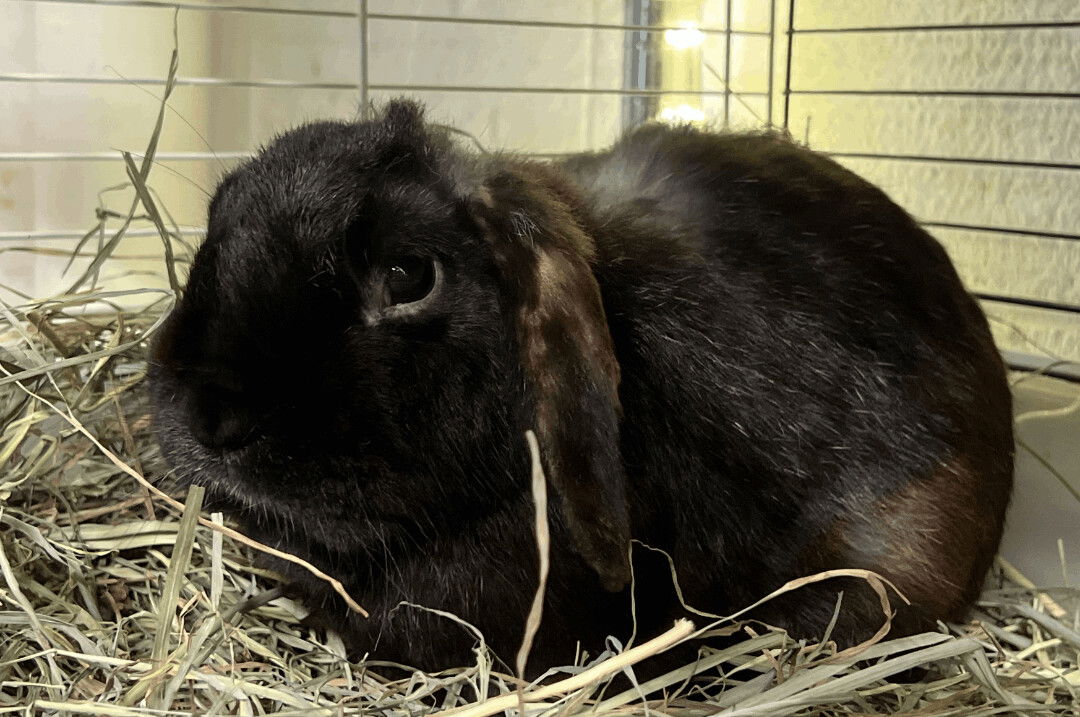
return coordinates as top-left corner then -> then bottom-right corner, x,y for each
783,1 -> 1080,364
1,0 -> 1077,364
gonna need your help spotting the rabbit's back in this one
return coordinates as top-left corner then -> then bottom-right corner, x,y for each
561,125 -> 1013,641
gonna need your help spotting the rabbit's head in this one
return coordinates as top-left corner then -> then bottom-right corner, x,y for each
149,101 -> 630,590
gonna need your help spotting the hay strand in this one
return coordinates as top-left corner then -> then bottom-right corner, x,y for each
514,430 -> 551,683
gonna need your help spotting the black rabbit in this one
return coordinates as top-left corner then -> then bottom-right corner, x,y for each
149,101 -> 1013,674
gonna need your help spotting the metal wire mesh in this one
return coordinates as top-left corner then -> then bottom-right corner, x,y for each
1,0 -> 1077,373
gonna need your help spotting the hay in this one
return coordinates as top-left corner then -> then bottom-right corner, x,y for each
1,391 -> 1077,717
2,26 -> 1079,716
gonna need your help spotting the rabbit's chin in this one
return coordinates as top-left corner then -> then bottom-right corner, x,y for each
155,431 -> 417,549
156,435 -> 325,514
160,450 -> 285,515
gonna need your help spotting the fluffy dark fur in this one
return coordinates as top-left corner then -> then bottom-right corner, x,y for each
150,101 -> 1013,674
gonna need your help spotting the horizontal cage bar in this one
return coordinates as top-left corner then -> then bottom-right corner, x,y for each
792,21 -> 1080,34
826,152 -> 1080,172
1002,350 -> 1080,383
10,0 -> 358,18
0,73 -> 359,90
0,151 -> 252,162
0,227 -> 206,242
367,13 -> 770,35
789,90 -> 1080,99
921,222 -> 1080,242
976,293 -> 1080,314
368,84 -> 768,96
15,0 -> 776,33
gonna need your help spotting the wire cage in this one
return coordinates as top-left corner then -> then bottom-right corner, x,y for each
2,0 -> 1077,372
1,0 -> 1078,713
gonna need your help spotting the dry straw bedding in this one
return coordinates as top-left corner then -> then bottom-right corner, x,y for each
1,29 -> 1079,717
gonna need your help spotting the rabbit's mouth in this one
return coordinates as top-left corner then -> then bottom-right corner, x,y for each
164,434 -> 385,510
168,444 -> 426,558
154,441 -> 273,513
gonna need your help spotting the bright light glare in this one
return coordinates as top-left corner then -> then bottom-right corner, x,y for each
659,104 -> 706,123
664,25 -> 705,49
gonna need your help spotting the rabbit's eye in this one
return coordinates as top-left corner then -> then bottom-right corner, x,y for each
386,256 -> 436,305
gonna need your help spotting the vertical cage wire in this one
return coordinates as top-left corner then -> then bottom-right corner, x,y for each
1,0 -> 1076,375
358,0 -> 369,118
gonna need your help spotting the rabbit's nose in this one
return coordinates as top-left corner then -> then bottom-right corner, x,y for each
189,385 -> 260,451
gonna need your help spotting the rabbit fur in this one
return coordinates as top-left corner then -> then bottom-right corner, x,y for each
150,101 -> 1013,674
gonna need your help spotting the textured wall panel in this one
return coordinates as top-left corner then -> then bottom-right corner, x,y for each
791,28 -> 1079,93
202,87 -> 363,151
0,3 -> 211,79
934,228 -> 1080,306
1,84 -> 213,154
726,34 -> 771,93
732,0 -> 771,32
0,233 -> 178,304
0,3 -> 355,85
836,158 -> 1078,236
369,89 -> 622,154
788,2 -> 1079,363
370,92 -> 757,156
368,21 -> 724,92
204,10 -> 358,85
0,159 -> 221,233
367,0 -> 627,26
4,0 -> 1076,368
789,96 -> 1080,164
97,0 -> 357,9
982,301 -> 1079,361
795,0 -> 1080,28
704,95 -> 769,129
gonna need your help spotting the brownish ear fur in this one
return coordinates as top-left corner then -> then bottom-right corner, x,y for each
472,163 -> 631,591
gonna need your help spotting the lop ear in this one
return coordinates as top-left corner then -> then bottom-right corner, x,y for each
471,164 -> 631,592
